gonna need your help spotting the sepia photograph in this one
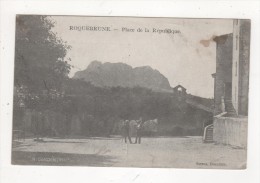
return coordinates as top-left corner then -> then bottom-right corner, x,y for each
11,15 -> 250,169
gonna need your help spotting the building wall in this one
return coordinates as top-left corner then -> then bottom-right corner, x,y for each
238,20 -> 250,116
212,20 -> 250,148
232,19 -> 250,116
213,114 -> 248,148
213,34 -> 233,115
232,20 -> 240,113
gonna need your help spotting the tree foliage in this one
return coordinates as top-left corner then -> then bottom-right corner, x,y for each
64,79 -> 176,121
14,15 -> 71,93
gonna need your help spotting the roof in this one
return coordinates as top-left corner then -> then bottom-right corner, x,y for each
213,33 -> 233,44
186,99 -> 214,113
185,95 -> 214,113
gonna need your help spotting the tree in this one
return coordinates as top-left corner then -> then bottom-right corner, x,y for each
14,15 -> 72,111
14,15 -> 71,95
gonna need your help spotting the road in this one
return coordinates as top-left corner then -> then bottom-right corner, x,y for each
12,136 -> 246,169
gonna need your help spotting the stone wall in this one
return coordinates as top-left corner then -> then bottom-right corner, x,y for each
213,113 -> 247,148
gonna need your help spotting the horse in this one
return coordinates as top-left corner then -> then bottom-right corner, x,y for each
142,119 -> 158,134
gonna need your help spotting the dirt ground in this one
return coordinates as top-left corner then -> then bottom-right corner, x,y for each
12,136 -> 247,169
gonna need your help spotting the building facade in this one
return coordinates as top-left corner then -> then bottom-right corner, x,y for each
211,19 -> 250,148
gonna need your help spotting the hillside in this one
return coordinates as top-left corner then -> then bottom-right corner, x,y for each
73,61 -> 172,93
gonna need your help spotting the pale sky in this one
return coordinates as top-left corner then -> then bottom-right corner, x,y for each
51,16 -> 233,98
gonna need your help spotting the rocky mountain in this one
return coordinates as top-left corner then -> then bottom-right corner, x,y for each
73,61 -> 172,92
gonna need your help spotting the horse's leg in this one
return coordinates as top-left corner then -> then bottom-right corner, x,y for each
139,131 -> 142,144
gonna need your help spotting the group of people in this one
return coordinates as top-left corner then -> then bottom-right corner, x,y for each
122,119 -> 143,144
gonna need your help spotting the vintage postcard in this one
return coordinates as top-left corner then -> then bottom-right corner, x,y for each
12,15 -> 250,169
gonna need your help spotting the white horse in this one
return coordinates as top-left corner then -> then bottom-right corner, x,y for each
142,119 -> 158,133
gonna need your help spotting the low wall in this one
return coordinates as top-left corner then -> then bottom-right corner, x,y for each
19,109 -> 68,136
213,113 -> 248,148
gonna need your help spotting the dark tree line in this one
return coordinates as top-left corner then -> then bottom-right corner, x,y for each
63,79 -> 175,121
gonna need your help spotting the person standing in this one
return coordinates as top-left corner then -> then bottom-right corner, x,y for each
135,119 -> 143,144
123,120 -> 132,144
